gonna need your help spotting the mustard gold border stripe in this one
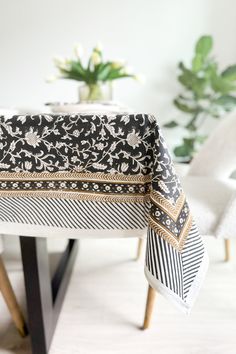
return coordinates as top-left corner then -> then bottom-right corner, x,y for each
148,213 -> 192,252
150,191 -> 186,221
0,172 -> 152,184
0,190 -> 150,203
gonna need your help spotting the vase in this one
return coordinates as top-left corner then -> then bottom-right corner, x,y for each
79,82 -> 112,102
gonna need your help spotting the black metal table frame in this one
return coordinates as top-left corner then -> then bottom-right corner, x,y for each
20,237 -> 78,354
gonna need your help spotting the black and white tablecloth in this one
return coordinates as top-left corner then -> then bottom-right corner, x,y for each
0,113 -> 208,312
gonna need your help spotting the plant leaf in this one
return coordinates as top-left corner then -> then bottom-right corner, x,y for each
174,99 -> 198,113
211,75 -> 236,94
222,65 -> 236,81
195,35 -> 213,58
174,144 -> 193,158
163,120 -> 178,128
173,138 -> 195,159
213,94 -> 236,110
192,54 -> 204,72
195,135 -> 207,144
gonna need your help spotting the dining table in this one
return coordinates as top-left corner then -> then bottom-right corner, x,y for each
0,109 -> 208,354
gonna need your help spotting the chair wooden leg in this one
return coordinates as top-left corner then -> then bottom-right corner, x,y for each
142,285 -> 156,330
136,238 -> 144,260
224,239 -> 230,262
0,256 -> 27,337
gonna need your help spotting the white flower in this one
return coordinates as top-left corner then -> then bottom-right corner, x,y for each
25,130 -> 41,147
17,115 -> 27,123
53,56 -> 71,71
25,161 -> 32,170
111,58 -> 125,69
111,61 -> 125,69
46,75 -> 58,83
73,130 -> 80,137
121,115 -> 130,125
95,41 -> 103,52
134,74 -> 146,83
74,43 -> 84,58
121,162 -> 129,172
127,130 -> 141,149
124,66 -> 134,75
95,143 -> 105,150
71,156 -> 78,163
53,56 -> 66,67
91,51 -> 101,65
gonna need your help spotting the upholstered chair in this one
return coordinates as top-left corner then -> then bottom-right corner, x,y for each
185,111 -> 236,260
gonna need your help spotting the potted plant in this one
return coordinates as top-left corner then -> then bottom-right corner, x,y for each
164,35 -> 236,161
47,43 -> 142,102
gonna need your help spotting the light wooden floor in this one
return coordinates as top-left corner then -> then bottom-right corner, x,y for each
0,236 -> 236,354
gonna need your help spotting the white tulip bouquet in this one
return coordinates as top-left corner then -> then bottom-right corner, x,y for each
47,43 -> 143,101
52,45 -> 138,82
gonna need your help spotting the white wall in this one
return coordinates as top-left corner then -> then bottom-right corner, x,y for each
0,0 -> 236,127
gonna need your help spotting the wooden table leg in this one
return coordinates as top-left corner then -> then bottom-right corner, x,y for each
0,256 -> 27,337
224,239 -> 230,262
142,285 -> 156,330
136,238 -> 144,260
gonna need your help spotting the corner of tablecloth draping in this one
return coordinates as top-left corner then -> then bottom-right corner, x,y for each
144,251 -> 209,315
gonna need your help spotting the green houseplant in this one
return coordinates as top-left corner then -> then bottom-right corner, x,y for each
47,43 -> 141,102
164,35 -> 236,161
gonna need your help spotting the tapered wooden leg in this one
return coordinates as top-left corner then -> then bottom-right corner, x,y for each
142,285 -> 156,330
224,239 -> 230,262
136,238 -> 144,260
0,256 -> 27,337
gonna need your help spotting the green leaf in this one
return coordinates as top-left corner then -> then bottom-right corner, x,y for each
97,63 -> 112,81
195,135 -> 207,144
183,137 -> 195,147
211,75 -> 236,94
185,120 -> 197,131
174,138 -> 195,158
214,94 -> 236,110
192,54 -> 204,72
222,65 -> 236,81
177,65 -> 207,98
174,99 -> 198,113
204,61 -> 218,80
195,35 -> 213,58
163,120 -> 179,128
174,144 -> 192,158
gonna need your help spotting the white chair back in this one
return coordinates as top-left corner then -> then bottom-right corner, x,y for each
188,112 -> 236,179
